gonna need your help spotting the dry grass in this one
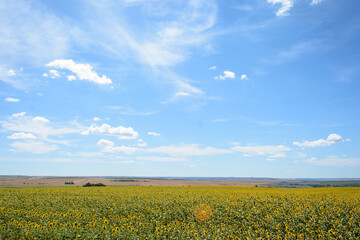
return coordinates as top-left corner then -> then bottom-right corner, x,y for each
0,176 -> 270,187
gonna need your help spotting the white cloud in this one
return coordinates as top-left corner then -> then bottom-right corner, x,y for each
137,156 -> 187,162
208,66 -> 216,70
157,69 -> 204,96
10,141 -> 58,154
67,75 -> 76,81
93,117 -> 100,122
82,123 -> 139,139
232,145 -> 290,156
266,153 -> 287,161
215,71 -> 235,80
46,59 -> 112,85
81,1 -> 217,96
97,139 -> 136,154
267,0 -> 294,16
5,97 -> 20,102
11,112 -> 26,118
240,74 -> 248,80
49,69 -> 60,78
97,139 -> 114,147
7,69 -> 16,76
148,132 -> 161,136
175,92 -> 190,97
33,116 -> 50,124
1,112 -> 80,140
264,40 -> 322,65
293,134 -> 345,148
105,106 -> 158,116
137,139 -> 147,147
42,73 -> 48,77
304,155 -> 360,166
7,132 -> 36,140
144,144 -> 232,157
311,0 -> 323,5
0,1 -> 71,66
327,133 -> 344,143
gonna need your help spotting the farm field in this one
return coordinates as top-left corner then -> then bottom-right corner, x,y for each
0,186 -> 359,239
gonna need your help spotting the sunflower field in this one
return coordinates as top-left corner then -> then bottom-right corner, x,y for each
0,186 -> 359,239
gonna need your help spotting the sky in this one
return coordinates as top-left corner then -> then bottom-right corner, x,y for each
1,0 -> 360,178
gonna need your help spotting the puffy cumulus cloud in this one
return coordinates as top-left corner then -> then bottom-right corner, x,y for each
148,132 -> 160,137
240,74 -> 248,80
215,71 -> 235,80
82,124 -> 138,140
10,141 -> 58,154
46,59 -> 112,85
305,155 -> 360,166
5,97 -> 20,102
327,133 -> 344,143
232,145 -> 290,157
7,132 -> 36,140
93,117 -> 100,122
267,0 -> 294,16
144,144 -> 232,157
293,134 -> 345,148
1,112 -> 80,140
33,116 -> 50,124
97,139 -> 136,154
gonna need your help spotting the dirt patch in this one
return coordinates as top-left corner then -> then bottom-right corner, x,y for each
0,177 -> 270,187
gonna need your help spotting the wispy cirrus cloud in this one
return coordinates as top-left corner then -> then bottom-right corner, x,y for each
9,141 -> 58,154
1,112 -> 81,154
305,155 -> 360,166
144,144 -> 232,157
7,132 -> 36,140
311,0 -> 324,5
97,139 -> 136,154
81,0 -> 217,97
263,40 -> 323,65
267,0 -> 294,16
1,112 -> 80,140
148,132 -> 160,136
232,144 -> 290,157
0,0 -> 71,90
105,106 -> 158,116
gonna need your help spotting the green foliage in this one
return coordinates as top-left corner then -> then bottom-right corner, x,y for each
82,182 -> 106,187
0,186 -> 359,239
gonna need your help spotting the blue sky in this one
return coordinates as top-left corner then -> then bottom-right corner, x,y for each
1,0 -> 360,178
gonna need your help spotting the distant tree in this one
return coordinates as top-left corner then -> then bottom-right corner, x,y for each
83,182 -> 106,187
